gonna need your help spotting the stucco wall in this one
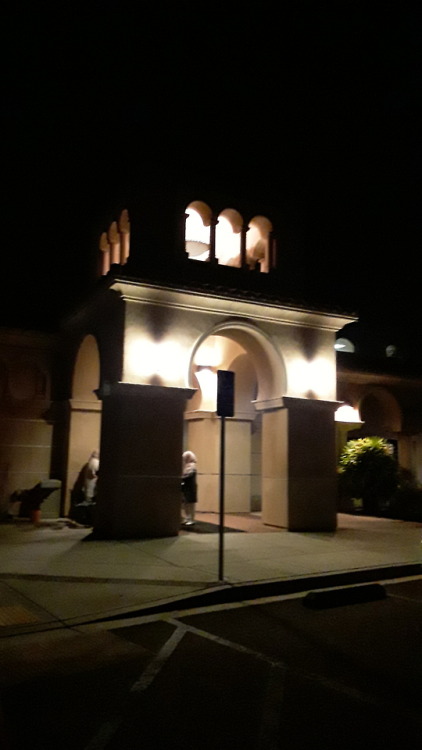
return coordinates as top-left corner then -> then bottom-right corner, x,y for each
0,329 -> 59,515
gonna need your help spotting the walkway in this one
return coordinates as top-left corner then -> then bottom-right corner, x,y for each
0,512 -> 420,634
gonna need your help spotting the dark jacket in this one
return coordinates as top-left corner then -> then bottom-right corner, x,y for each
181,471 -> 197,504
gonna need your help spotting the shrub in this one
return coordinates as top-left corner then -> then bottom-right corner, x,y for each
338,437 -> 399,516
385,468 -> 422,522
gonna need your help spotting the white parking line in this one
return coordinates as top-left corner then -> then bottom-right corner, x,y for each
130,626 -> 186,693
84,624 -> 187,750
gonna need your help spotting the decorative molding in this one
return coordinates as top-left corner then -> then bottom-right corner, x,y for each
253,397 -> 284,412
69,399 -> 102,412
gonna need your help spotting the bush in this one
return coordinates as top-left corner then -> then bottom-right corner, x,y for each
385,468 -> 422,522
338,437 -> 399,516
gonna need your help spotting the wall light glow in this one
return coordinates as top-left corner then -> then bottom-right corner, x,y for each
193,338 -> 224,368
289,358 -> 309,394
308,357 -> 333,398
289,356 -> 333,398
195,367 -> 218,411
127,338 -> 185,383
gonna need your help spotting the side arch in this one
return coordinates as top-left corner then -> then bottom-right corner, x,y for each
66,334 -> 102,515
72,334 -> 101,402
358,387 -> 402,435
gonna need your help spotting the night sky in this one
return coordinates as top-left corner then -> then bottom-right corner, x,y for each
3,2 -> 421,356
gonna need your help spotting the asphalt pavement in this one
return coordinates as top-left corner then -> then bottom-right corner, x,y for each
0,513 -> 421,749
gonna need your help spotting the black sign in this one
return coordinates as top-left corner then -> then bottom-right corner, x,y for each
217,370 -> 235,417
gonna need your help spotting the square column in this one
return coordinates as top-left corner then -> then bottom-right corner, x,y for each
284,397 -> 340,531
94,383 -> 194,539
261,397 -> 340,531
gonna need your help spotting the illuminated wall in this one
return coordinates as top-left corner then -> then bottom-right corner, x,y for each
116,279 -> 345,401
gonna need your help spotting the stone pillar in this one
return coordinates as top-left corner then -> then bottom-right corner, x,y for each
108,221 -> 121,266
118,209 -> 130,264
269,231 -> 276,271
260,397 -> 340,531
283,397 -> 340,532
261,406 -> 289,528
240,225 -> 248,270
185,411 -> 253,512
94,383 -> 194,539
99,232 -> 110,276
209,216 -> 218,263
183,212 -> 190,257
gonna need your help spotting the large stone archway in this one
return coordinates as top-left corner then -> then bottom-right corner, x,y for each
64,275 -> 347,538
184,322 -> 289,525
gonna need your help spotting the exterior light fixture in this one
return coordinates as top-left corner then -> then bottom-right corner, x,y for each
335,404 -> 362,423
334,338 -> 355,353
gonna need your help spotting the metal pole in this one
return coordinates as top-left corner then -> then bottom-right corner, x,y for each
218,415 -> 225,582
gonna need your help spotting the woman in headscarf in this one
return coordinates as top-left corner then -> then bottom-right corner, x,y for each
181,450 -> 198,526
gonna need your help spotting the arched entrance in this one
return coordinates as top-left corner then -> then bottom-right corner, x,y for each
344,388 -> 403,461
65,334 -> 101,515
359,388 -> 402,439
184,322 -> 290,527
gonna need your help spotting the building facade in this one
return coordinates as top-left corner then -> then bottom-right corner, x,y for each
1,198 -> 421,536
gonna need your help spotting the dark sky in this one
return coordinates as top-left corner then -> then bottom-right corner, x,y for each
3,2 -> 421,349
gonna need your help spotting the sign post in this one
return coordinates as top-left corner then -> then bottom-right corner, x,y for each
216,370 -> 235,582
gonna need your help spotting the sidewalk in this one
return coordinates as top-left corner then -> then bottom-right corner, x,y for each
0,512 -> 420,635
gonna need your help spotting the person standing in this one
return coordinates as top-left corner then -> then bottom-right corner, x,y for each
181,450 -> 198,527
84,450 -> 99,503
79,450 -> 99,526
